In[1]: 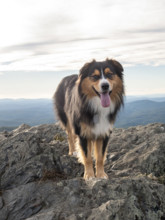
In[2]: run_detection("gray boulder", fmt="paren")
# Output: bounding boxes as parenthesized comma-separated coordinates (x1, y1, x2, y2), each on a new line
(0, 123, 165, 220)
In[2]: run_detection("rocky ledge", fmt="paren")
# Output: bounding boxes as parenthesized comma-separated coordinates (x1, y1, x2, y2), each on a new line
(0, 123, 165, 220)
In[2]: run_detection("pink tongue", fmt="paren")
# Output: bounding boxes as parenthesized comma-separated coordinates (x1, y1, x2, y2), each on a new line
(100, 93, 110, 107)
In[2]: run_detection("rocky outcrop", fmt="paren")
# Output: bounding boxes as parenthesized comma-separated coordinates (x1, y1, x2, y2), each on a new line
(0, 123, 165, 220)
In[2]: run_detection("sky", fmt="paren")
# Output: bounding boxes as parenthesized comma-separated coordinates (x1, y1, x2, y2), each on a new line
(0, 0, 165, 98)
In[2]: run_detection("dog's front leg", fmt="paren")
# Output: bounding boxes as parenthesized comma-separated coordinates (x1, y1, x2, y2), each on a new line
(78, 136, 95, 180)
(94, 137, 109, 179)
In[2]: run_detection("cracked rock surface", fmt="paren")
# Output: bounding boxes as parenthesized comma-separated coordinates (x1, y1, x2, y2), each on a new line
(0, 123, 165, 220)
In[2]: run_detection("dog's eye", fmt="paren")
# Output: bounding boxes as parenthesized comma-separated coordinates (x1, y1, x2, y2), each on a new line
(105, 72, 114, 79)
(90, 75, 100, 81)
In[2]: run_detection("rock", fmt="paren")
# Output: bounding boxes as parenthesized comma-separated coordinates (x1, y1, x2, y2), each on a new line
(0, 123, 165, 220)
(0, 197, 3, 209)
(12, 123, 31, 134)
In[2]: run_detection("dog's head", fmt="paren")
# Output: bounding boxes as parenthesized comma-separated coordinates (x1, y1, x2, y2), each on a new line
(78, 59, 124, 107)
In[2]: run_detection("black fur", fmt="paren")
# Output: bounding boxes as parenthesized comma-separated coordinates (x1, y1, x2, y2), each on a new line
(102, 136, 109, 155)
(54, 75, 78, 127)
(79, 136, 88, 157)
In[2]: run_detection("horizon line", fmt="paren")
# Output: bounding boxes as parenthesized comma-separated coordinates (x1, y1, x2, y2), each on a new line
(0, 93, 165, 100)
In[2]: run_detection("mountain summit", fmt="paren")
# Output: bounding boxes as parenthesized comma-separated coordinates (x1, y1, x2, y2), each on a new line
(0, 123, 165, 219)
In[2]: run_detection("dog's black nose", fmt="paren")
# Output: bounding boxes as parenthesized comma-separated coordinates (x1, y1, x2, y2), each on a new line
(101, 83, 109, 91)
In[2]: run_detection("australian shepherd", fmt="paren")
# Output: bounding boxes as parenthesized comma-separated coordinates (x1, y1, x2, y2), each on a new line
(54, 59, 124, 180)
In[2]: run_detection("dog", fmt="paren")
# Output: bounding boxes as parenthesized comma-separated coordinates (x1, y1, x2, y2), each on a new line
(53, 59, 124, 179)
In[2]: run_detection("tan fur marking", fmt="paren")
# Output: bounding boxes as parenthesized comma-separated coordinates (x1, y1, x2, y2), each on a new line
(92, 69, 100, 76)
(66, 123, 77, 155)
(81, 77, 95, 98)
(77, 139, 95, 179)
(94, 139, 108, 179)
(81, 77, 100, 99)
(104, 67, 113, 74)
(80, 122, 93, 138)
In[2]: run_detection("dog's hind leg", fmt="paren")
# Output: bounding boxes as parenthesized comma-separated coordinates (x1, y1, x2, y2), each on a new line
(68, 132, 75, 155)
(68, 132, 77, 156)
(78, 137, 95, 180)
(66, 124, 77, 155)
(94, 136, 109, 179)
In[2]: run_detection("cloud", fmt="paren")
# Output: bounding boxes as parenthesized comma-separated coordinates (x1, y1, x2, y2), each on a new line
(0, 37, 105, 54)
(0, 0, 165, 71)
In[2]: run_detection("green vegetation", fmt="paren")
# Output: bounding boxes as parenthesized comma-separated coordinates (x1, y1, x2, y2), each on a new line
(54, 133, 66, 142)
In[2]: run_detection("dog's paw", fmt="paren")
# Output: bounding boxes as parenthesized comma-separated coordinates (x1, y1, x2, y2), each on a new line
(72, 151, 77, 157)
(69, 151, 77, 156)
(96, 171, 108, 179)
(84, 171, 95, 180)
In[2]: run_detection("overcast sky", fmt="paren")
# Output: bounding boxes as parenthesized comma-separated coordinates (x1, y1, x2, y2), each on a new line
(0, 0, 165, 98)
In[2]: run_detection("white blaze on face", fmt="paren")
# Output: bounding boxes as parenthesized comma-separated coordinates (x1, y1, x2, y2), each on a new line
(99, 68, 111, 92)
(99, 68, 111, 108)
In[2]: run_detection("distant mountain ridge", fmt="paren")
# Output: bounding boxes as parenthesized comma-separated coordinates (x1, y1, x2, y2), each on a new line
(0, 99, 55, 128)
(0, 97, 165, 130)
(125, 96, 165, 103)
(115, 99, 165, 127)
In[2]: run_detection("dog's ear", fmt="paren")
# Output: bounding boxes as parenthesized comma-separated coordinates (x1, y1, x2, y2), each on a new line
(79, 59, 96, 77)
(107, 59, 124, 79)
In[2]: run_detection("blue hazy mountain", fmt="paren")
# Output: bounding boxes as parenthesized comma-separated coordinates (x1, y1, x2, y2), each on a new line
(0, 97, 165, 130)
(125, 95, 165, 103)
(115, 99, 165, 127)
(0, 99, 55, 127)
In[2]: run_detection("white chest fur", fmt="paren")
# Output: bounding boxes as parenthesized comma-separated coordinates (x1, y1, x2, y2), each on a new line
(89, 97, 115, 137)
